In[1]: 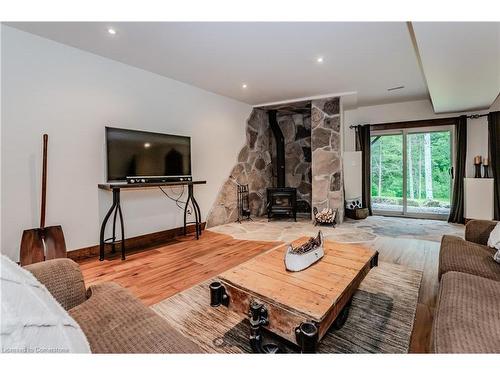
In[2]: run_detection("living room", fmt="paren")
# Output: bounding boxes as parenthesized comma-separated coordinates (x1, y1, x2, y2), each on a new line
(1, 1, 499, 372)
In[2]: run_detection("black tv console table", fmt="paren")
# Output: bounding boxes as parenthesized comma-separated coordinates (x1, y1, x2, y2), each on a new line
(97, 180, 206, 261)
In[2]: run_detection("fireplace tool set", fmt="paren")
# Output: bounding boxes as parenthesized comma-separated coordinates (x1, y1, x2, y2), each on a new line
(236, 184, 252, 223)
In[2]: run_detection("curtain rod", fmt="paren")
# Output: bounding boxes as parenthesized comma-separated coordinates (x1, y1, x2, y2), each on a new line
(349, 124, 369, 129)
(466, 113, 488, 119)
(349, 113, 489, 129)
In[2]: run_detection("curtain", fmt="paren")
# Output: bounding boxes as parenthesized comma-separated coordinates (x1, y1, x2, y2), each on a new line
(488, 111, 500, 220)
(355, 125, 372, 215)
(448, 115, 467, 223)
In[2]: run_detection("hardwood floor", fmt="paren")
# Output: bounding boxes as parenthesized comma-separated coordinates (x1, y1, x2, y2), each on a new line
(370, 237, 440, 353)
(78, 231, 282, 306)
(78, 229, 441, 353)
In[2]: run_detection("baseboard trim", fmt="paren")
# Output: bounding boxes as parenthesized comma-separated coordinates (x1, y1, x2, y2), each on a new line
(68, 222, 206, 261)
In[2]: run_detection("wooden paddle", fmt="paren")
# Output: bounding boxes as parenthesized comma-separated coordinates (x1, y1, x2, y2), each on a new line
(20, 134, 67, 266)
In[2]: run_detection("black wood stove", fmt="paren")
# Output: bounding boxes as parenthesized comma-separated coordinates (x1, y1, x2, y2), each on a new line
(266, 110, 297, 221)
(267, 187, 297, 221)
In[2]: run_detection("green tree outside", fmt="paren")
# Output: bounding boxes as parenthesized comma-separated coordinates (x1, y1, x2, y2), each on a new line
(371, 131, 451, 208)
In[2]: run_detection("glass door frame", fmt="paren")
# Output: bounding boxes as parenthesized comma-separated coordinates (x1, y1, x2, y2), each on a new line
(371, 125, 455, 220)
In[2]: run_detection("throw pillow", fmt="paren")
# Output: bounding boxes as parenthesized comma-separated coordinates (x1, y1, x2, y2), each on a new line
(487, 222, 500, 249)
(487, 222, 500, 264)
(0, 255, 90, 353)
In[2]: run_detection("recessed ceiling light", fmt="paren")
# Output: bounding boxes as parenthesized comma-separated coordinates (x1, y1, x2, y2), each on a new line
(242, 83, 248, 89)
(387, 85, 405, 91)
(144, 142, 151, 148)
(107, 28, 117, 35)
(316, 57, 324, 63)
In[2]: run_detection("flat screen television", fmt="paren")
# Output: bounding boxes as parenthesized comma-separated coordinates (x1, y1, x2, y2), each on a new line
(106, 127, 192, 181)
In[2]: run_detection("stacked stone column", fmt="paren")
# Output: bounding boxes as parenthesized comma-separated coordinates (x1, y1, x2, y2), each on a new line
(311, 97, 344, 222)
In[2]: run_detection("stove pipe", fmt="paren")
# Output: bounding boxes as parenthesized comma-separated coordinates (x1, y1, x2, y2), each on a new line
(268, 110, 285, 188)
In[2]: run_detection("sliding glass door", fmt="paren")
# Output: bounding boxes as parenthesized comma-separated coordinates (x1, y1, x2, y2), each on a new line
(405, 129, 452, 217)
(371, 126, 453, 219)
(371, 133, 404, 215)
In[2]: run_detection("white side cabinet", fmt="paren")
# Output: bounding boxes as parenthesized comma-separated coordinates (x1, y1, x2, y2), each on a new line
(343, 151, 362, 201)
(464, 178, 494, 220)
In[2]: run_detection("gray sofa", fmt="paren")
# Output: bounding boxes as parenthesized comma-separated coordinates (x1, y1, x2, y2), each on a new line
(432, 220, 500, 353)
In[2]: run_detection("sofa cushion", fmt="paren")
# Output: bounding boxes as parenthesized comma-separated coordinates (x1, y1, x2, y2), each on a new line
(439, 235, 500, 281)
(465, 220, 498, 246)
(25, 258, 87, 311)
(69, 282, 202, 353)
(432, 271, 500, 353)
(0, 255, 90, 353)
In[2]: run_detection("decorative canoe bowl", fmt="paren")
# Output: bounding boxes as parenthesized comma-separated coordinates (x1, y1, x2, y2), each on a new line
(284, 231, 324, 272)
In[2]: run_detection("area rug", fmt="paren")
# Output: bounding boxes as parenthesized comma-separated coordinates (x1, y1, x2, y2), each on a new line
(152, 261, 423, 353)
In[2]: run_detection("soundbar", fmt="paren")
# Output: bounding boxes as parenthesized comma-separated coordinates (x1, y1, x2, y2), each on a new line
(126, 176, 193, 184)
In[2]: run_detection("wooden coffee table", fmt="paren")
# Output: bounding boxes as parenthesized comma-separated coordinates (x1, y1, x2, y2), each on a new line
(209, 237, 378, 353)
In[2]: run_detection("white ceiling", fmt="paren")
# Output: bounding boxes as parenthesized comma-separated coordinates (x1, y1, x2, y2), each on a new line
(5, 22, 428, 106)
(412, 22, 500, 113)
(4, 22, 499, 111)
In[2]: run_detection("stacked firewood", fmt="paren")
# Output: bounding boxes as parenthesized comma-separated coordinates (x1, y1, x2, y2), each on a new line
(291, 232, 322, 254)
(315, 208, 335, 223)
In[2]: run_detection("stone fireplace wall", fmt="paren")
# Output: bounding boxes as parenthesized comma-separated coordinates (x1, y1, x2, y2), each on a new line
(276, 113, 312, 214)
(206, 109, 272, 227)
(207, 96, 343, 228)
(311, 97, 344, 222)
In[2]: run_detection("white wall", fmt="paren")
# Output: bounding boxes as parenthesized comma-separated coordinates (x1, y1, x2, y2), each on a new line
(343, 99, 494, 178)
(1, 26, 252, 262)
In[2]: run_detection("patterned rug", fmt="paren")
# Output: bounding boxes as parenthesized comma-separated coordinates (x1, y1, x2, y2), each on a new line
(152, 261, 422, 353)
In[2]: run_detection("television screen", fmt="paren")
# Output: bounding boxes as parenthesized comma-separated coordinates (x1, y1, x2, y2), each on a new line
(106, 127, 192, 181)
